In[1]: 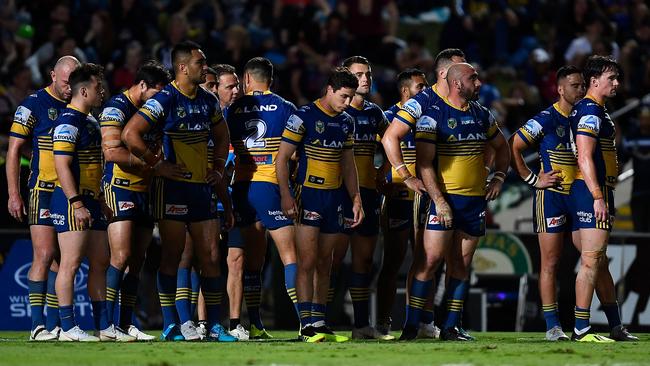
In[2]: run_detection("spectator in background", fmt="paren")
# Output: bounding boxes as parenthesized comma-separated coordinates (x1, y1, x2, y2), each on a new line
(219, 25, 255, 73)
(112, 41, 144, 93)
(153, 13, 188, 70)
(564, 13, 620, 66)
(396, 32, 434, 74)
(622, 104, 650, 232)
(0, 64, 33, 133)
(620, 15, 650, 97)
(82, 10, 114, 65)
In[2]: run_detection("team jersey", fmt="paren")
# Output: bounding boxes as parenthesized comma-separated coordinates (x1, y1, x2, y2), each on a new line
(226, 90, 297, 184)
(52, 106, 103, 197)
(385, 101, 417, 182)
(281, 100, 354, 190)
(100, 90, 158, 192)
(138, 81, 223, 183)
(516, 103, 577, 194)
(9, 87, 67, 191)
(346, 100, 387, 189)
(569, 96, 618, 188)
(415, 100, 500, 196)
(393, 84, 443, 129)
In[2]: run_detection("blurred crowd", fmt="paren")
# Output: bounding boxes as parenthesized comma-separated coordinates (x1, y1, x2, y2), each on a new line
(0, 0, 649, 230)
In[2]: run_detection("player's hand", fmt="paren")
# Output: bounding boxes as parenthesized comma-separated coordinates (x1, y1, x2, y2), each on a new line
(8, 194, 26, 222)
(153, 161, 186, 180)
(433, 197, 453, 228)
(593, 198, 608, 223)
(73, 205, 92, 230)
(281, 195, 298, 220)
(349, 196, 365, 228)
(223, 207, 235, 231)
(206, 169, 224, 186)
(404, 176, 425, 195)
(536, 170, 563, 189)
(485, 179, 504, 201)
(98, 194, 113, 221)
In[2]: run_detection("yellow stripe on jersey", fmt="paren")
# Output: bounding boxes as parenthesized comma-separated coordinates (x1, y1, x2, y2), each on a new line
(233, 137, 281, 184)
(436, 150, 488, 196)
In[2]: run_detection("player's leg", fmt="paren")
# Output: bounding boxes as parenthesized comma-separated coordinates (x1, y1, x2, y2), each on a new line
(226, 246, 245, 336)
(105, 220, 134, 328)
(241, 221, 269, 338)
(268, 225, 299, 319)
(538, 232, 569, 340)
(157, 219, 188, 338)
(176, 233, 194, 328)
(375, 224, 409, 336)
(412, 193, 438, 338)
(28, 223, 59, 341)
(294, 223, 324, 342)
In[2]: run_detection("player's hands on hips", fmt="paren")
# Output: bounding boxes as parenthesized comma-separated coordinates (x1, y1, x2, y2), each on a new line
(74, 205, 92, 230)
(8, 194, 26, 222)
(485, 179, 504, 201)
(404, 176, 425, 195)
(350, 195, 365, 228)
(433, 197, 453, 228)
(593, 198, 608, 223)
(281, 195, 298, 220)
(536, 169, 563, 189)
(154, 161, 186, 180)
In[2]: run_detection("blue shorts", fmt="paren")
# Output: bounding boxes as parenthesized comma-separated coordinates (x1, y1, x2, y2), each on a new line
(296, 185, 345, 234)
(533, 189, 575, 233)
(50, 187, 108, 233)
(28, 189, 54, 226)
(232, 181, 292, 230)
(414, 193, 429, 228)
(570, 179, 616, 231)
(426, 193, 486, 237)
(103, 181, 153, 227)
(151, 178, 217, 223)
(217, 211, 244, 249)
(380, 198, 414, 232)
(344, 187, 380, 236)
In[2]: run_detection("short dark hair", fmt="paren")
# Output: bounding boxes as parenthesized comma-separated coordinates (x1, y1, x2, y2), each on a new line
(327, 66, 358, 92)
(171, 40, 202, 70)
(583, 55, 620, 85)
(342, 56, 370, 69)
(556, 65, 581, 81)
(212, 64, 237, 85)
(434, 48, 465, 74)
(397, 68, 427, 90)
(244, 57, 273, 83)
(135, 60, 171, 87)
(69, 63, 104, 96)
(205, 66, 217, 76)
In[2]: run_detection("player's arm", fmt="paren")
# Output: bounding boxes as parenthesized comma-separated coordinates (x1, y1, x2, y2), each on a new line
(276, 141, 298, 219)
(576, 134, 607, 223)
(486, 130, 510, 201)
(101, 125, 147, 168)
(416, 140, 452, 228)
(341, 147, 364, 228)
(381, 119, 424, 194)
(510, 134, 561, 189)
(6, 136, 27, 221)
(207, 119, 230, 185)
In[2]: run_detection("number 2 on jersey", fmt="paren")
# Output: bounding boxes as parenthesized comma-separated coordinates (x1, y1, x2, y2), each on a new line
(245, 119, 267, 149)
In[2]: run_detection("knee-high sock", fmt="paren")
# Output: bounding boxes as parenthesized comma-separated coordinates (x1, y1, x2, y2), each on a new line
(119, 272, 139, 328)
(349, 272, 371, 328)
(443, 278, 467, 329)
(105, 265, 123, 325)
(201, 276, 224, 327)
(542, 303, 560, 330)
(175, 268, 192, 324)
(45, 270, 59, 331)
(190, 270, 200, 319)
(91, 300, 109, 331)
(284, 263, 299, 319)
(59, 304, 75, 332)
(574, 306, 591, 333)
(244, 271, 264, 329)
(404, 279, 432, 328)
(601, 302, 622, 329)
(28, 280, 46, 330)
(157, 272, 179, 329)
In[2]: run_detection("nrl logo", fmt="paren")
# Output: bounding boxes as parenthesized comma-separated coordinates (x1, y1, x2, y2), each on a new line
(315, 120, 325, 134)
(447, 118, 457, 129)
(177, 106, 186, 118)
(48, 108, 58, 120)
(556, 126, 565, 137)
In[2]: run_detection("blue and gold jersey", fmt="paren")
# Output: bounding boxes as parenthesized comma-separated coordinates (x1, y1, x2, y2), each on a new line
(226, 90, 297, 184)
(393, 84, 443, 129)
(9, 87, 67, 191)
(415, 100, 500, 196)
(52, 106, 103, 197)
(516, 103, 577, 194)
(570, 96, 618, 188)
(385, 102, 417, 200)
(100, 90, 159, 192)
(138, 81, 223, 183)
(281, 100, 354, 190)
(346, 100, 387, 189)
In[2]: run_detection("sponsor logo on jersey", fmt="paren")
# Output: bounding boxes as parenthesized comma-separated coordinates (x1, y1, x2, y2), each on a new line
(39, 209, 51, 219)
(546, 215, 566, 228)
(118, 201, 135, 211)
(357, 116, 369, 125)
(268, 210, 289, 221)
(113, 178, 131, 187)
(428, 214, 440, 225)
(316, 120, 325, 134)
(38, 181, 55, 189)
(556, 126, 565, 137)
(48, 108, 58, 121)
(100, 107, 125, 123)
(447, 132, 487, 142)
(53, 124, 79, 143)
(176, 106, 186, 118)
(14, 106, 32, 125)
(165, 204, 188, 215)
(577, 211, 593, 223)
(447, 118, 457, 129)
(461, 116, 475, 125)
(308, 175, 325, 185)
(303, 210, 321, 221)
(142, 98, 164, 119)
(286, 114, 303, 133)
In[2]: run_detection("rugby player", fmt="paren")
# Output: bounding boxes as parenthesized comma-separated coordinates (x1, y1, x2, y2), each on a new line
(409, 63, 509, 341)
(276, 67, 363, 342)
(7, 55, 79, 341)
(122, 41, 234, 342)
(569, 56, 638, 342)
(99, 61, 170, 341)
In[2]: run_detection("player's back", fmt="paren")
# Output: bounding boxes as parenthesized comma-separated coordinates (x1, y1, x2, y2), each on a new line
(346, 100, 387, 189)
(227, 91, 296, 184)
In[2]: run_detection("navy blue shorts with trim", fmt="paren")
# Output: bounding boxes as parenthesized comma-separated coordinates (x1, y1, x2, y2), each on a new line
(425, 193, 486, 237)
(570, 179, 615, 231)
(50, 187, 108, 232)
(28, 189, 54, 226)
(533, 189, 575, 233)
(103, 181, 153, 227)
(232, 181, 292, 230)
(344, 187, 380, 236)
(151, 178, 218, 223)
(296, 185, 345, 234)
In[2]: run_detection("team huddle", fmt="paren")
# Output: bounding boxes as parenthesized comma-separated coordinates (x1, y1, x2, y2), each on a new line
(6, 40, 638, 343)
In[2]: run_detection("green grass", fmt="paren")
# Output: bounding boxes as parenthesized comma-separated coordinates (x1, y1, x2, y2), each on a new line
(1, 331, 648, 366)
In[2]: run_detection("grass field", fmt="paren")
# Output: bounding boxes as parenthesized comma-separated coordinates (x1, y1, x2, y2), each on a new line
(1, 331, 648, 366)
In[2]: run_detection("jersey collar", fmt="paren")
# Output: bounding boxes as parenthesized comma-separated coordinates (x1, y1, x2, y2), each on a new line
(585, 94, 604, 107)
(172, 81, 197, 99)
(553, 102, 570, 117)
(123, 90, 137, 108)
(45, 86, 66, 103)
(245, 90, 272, 96)
(315, 99, 338, 117)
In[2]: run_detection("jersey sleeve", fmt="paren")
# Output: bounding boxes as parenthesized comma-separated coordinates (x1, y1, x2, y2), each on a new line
(9, 102, 38, 138)
(576, 114, 601, 138)
(517, 117, 544, 145)
(376, 107, 389, 137)
(137, 89, 170, 126)
(281, 113, 306, 145)
(99, 101, 127, 128)
(394, 89, 431, 128)
(344, 115, 354, 149)
(486, 110, 500, 140)
(210, 95, 224, 126)
(52, 121, 79, 155)
(414, 114, 438, 144)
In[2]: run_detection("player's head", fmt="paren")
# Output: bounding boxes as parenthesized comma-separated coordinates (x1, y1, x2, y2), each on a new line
(583, 55, 620, 98)
(69, 63, 105, 108)
(243, 57, 273, 93)
(172, 40, 207, 84)
(397, 68, 428, 102)
(446, 63, 481, 102)
(324, 66, 358, 113)
(50, 55, 81, 102)
(434, 48, 465, 82)
(556, 65, 585, 106)
(202, 67, 219, 94)
(342, 56, 372, 96)
(135, 61, 171, 101)
(212, 64, 240, 108)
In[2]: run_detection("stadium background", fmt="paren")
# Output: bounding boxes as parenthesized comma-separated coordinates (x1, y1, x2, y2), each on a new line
(0, 0, 648, 333)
